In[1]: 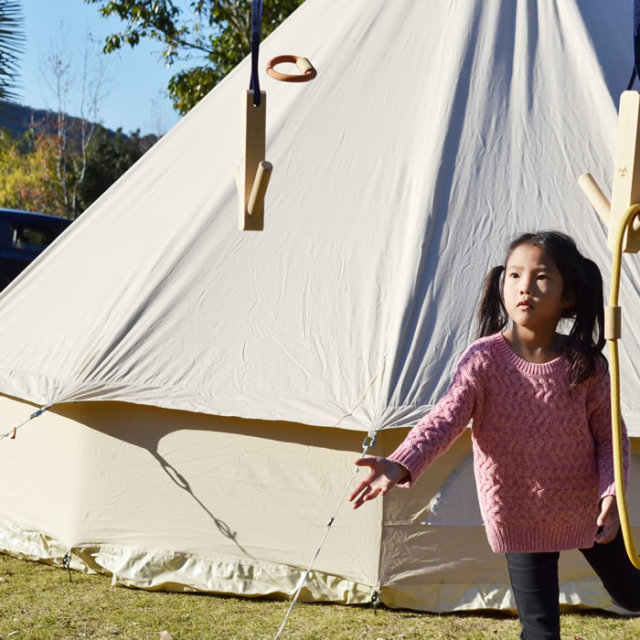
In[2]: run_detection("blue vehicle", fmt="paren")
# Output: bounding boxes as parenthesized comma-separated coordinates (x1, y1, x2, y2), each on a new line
(0, 209, 72, 289)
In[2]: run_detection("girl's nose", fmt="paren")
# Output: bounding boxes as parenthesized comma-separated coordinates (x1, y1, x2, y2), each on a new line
(519, 279, 532, 294)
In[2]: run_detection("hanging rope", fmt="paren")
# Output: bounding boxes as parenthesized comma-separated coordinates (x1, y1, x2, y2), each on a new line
(273, 429, 380, 640)
(250, 0, 264, 106)
(627, 0, 640, 89)
(0, 404, 52, 441)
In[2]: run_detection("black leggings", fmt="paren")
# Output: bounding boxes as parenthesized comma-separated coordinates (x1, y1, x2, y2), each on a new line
(506, 530, 640, 640)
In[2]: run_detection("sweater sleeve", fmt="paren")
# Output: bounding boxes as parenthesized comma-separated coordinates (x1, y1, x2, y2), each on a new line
(387, 345, 482, 487)
(588, 362, 629, 500)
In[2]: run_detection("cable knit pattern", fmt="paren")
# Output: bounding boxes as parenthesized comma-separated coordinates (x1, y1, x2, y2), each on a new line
(388, 332, 629, 553)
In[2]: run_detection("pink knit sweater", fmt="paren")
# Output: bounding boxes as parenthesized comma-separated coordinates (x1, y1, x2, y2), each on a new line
(388, 332, 628, 553)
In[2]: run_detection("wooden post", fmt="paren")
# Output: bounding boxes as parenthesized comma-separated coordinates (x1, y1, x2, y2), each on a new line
(609, 90, 640, 252)
(238, 90, 270, 230)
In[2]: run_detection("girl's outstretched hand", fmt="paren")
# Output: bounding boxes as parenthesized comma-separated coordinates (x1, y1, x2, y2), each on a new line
(596, 495, 620, 544)
(349, 457, 408, 509)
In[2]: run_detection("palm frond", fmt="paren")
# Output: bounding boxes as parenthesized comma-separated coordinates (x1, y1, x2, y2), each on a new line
(0, 0, 24, 101)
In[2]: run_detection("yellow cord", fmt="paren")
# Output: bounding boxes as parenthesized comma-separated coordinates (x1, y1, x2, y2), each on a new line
(608, 203, 640, 568)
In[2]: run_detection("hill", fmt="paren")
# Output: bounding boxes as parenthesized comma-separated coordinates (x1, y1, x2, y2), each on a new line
(0, 99, 158, 148)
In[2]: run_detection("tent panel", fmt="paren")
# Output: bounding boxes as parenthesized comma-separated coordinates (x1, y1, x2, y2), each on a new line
(0, 0, 639, 434)
(0, 396, 381, 590)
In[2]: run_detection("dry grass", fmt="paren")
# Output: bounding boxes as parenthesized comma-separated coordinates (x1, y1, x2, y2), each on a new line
(1, 553, 639, 639)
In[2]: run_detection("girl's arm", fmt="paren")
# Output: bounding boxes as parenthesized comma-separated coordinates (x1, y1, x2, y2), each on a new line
(349, 345, 482, 510)
(589, 364, 629, 506)
(386, 349, 480, 486)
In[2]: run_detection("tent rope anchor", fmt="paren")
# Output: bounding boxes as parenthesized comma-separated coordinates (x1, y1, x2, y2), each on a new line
(0, 404, 52, 441)
(62, 552, 73, 583)
(371, 590, 381, 614)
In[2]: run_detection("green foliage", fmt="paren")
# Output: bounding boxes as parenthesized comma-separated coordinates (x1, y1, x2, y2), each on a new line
(0, 0, 23, 100)
(79, 127, 152, 207)
(85, 0, 305, 114)
(0, 125, 153, 217)
(167, 64, 217, 115)
(0, 129, 59, 213)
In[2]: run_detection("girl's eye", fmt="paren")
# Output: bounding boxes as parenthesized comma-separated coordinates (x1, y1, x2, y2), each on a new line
(508, 272, 519, 278)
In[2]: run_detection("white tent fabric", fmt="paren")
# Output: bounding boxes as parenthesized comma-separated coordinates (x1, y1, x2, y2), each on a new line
(1, 0, 640, 431)
(1, 0, 640, 614)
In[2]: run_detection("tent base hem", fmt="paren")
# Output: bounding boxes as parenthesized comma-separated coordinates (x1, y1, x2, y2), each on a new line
(0, 517, 372, 603)
(0, 518, 635, 615)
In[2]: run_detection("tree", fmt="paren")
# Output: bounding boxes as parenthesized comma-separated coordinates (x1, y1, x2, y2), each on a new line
(39, 29, 112, 218)
(0, 0, 23, 101)
(84, 0, 304, 114)
(0, 129, 60, 213)
(78, 127, 154, 207)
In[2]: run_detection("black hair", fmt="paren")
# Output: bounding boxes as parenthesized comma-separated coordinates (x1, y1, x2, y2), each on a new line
(476, 231, 605, 386)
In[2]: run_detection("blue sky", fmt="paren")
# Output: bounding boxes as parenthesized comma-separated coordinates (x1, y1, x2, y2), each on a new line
(18, 0, 195, 135)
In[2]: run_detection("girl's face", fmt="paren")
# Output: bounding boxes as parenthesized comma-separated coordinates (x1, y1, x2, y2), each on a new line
(502, 243, 572, 333)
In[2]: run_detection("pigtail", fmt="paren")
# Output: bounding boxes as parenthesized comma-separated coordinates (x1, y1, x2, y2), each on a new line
(476, 265, 508, 339)
(565, 257, 606, 386)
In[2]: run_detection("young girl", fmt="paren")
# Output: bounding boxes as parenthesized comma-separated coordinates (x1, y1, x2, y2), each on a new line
(349, 231, 640, 639)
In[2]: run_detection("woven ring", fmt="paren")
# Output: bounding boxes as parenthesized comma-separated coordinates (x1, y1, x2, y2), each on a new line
(266, 55, 317, 82)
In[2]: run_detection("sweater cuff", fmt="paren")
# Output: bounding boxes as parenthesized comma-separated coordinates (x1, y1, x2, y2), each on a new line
(599, 481, 616, 501)
(387, 450, 417, 487)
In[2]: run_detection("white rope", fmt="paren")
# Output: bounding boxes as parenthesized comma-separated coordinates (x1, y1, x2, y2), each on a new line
(0, 404, 52, 441)
(273, 429, 379, 640)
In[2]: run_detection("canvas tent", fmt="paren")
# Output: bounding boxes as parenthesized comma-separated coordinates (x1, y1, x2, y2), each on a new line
(2, 0, 640, 614)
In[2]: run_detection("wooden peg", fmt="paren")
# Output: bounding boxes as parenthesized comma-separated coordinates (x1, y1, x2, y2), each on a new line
(248, 161, 273, 218)
(238, 90, 271, 230)
(609, 90, 640, 252)
(578, 173, 610, 226)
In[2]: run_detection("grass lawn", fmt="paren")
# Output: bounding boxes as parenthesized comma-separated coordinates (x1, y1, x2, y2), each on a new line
(1, 553, 639, 639)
